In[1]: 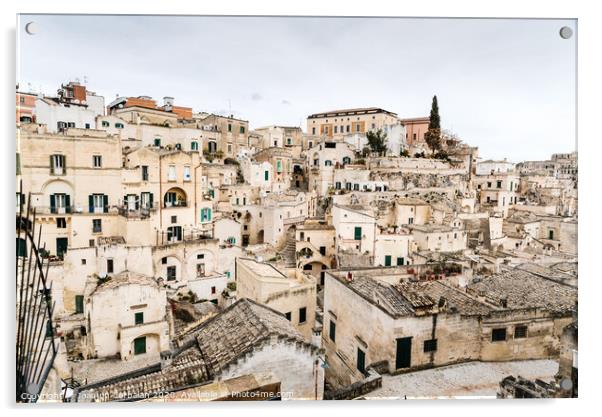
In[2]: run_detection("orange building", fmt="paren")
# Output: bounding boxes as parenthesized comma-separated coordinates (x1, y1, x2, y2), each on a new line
(109, 96, 192, 120)
(16, 91, 37, 123)
(399, 117, 430, 146)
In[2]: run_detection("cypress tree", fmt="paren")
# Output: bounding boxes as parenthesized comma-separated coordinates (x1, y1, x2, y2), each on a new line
(429, 95, 440, 129)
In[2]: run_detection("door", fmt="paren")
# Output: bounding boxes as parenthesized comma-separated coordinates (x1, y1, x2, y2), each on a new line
(396, 337, 412, 369)
(354, 226, 362, 240)
(56, 237, 68, 258)
(385, 255, 392, 266)
(133, 336, 146, 355)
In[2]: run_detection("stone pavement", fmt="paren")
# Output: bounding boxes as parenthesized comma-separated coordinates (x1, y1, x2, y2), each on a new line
(365, 359, 558, 399)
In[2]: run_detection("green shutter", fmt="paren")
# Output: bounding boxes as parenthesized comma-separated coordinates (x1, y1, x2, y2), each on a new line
(88, 195, 94, 213)
(65, 195, 71, 213)
(385, 255, 392, 266)
(50, 195, 56, 214)
(75, 295, 84, 314)
(103, 195, 109, 213)
(134, 337, 146, 355)
(50, 155, 54, 174)
(354, 227, 362, 240)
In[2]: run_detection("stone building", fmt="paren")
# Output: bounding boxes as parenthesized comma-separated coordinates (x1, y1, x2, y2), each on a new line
(306, 107, 399, 139)
(322, 265, 576, 389)
(236, 258, 318, 341)
(84, 271, 170, 361)
(74, 299, 324, 401)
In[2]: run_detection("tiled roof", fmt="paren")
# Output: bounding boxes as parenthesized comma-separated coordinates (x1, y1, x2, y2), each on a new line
(467, 268, 577, 314)
(75, 298, 306, 402)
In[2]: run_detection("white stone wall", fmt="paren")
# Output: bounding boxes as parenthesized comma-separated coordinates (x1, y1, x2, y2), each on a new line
(220, 338, 324, 400)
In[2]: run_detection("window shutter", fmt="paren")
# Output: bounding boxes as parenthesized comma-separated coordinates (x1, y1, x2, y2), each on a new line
(103, 195, 109, 213)
(88, 195, 93, 213)
(65, 195, 71, 213)
(50, 155, 54, 174)
(149, 193, 154, 208)
(135, 195, 140, 210)
(50, 195, 56, 214)
(208, 209, 212, 221)
(62, 155, 66, 174)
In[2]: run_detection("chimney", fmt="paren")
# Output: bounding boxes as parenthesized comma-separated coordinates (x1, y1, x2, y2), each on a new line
(164, 96, 174, 111)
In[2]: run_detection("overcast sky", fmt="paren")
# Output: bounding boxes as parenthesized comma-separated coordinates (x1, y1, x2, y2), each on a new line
(17, 15, 576, 162)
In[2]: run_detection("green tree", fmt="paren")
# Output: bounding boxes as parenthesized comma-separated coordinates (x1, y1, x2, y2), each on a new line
(425, 95, 442, 152)
(366, 129, 388, 156)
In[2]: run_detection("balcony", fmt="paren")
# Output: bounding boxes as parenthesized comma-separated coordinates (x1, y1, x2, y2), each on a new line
(117, 203, 158, 219)
(162, 200, 188, 208)
(155, 228, 213, 246)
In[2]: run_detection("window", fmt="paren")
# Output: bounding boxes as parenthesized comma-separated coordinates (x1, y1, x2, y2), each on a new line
(276, 160, 282, 173)
(167, 226, 182, 242)
(50, 154, 65, 175)
(81, 259, 86, 265)
(85, 123, 90, 129)
(514, 326, 528, 339)
(211, 286, 216, 294)
(115, 123, 124, 129)
(397, 257, 404, 266)
(197, 253, 205, 260)
(319, 246, 326, 256)
(334, 126, 338, 134)
(264, 170, 269, 181)
(140, 192, 153, 209)
(89, 194, 108, 213)
(167, 266, 176, 281)
(287, 137, 292, 145)
(357, 348, 366, 373)
(141, 165, 149, 181)
(491, 328, 507, 342)
(497, 180, 502, 189)
(107, 259, 114, 274)
(423, 339, 438, 352)
(240, 126, 245, 134)
(92, 219, 102, 233)
(184, 166, 191, 181)
(89, 239, 95, 247)
(191, 141, 199, 151)
(92, 155, 102, 168)
(154, 137, 161, 147)
(168, 165, 176, 181)
(228, 123, 232, 132)
(171, 215, 177, 224)
(196, 263, 205, 277)
(200, 207, 212, 222)
(299, 307, 307, 324)
(135, 312, 144, 325)
(133, 336, 146, 355)
(50, 193, 70, 214)
(101, 120, 109, 127)
(285, 312, 292, 321)
(75, 295, 84, 314)
(325, 160, 332, 166)
(312, 127, 316, 135)
(384, 255, 392, 266)
(56, 218, 66, 229)
(329, 320, 336, 342)
(354, 226, 362, 240)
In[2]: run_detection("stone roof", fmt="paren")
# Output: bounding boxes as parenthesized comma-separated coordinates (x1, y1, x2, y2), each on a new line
(91, 271, 160, 295)
(75, 298, 308, 402)
(467, 268, 577, 314)
(343, 275, 492, 318)
(195, 298, 306, 375)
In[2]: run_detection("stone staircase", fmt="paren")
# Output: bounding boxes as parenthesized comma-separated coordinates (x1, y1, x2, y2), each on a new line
(282, 231, 296, 268)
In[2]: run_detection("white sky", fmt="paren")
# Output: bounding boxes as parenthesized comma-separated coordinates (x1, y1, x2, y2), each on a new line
(17, 15, 576, 162)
